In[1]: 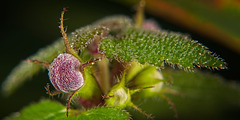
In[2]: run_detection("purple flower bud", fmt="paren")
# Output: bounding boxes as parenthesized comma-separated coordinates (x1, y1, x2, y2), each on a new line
(48, 53, 84, 93)
(143, 19, 161, 31)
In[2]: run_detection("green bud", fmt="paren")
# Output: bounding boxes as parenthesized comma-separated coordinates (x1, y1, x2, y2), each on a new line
(105, 71, 153, 119)
(126, 61, 164, 90)
(105, 72, 132, 108)
(76, 66, 103, 106)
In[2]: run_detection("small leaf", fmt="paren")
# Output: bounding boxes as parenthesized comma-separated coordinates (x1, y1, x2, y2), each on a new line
(100, 27, 227, 71)
(8, 99, 130, 120)
(71, 26, 109, 52)
(70, 15, 132, 54)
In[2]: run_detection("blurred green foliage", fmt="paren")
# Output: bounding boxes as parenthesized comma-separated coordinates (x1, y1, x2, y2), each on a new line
(130, 69, 240, 119)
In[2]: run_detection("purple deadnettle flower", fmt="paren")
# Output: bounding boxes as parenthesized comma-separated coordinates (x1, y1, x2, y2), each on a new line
(48, 53, 84, 93)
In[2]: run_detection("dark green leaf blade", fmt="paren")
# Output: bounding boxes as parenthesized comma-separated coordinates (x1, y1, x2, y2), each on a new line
(100, 28, 227, 71)
(8, 99, 130, 120)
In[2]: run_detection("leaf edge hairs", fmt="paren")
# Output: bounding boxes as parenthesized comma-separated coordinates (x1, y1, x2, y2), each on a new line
(99, 27, 227, 71)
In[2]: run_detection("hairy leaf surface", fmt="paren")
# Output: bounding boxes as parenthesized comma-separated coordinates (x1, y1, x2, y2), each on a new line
(100, 28, 227, 71)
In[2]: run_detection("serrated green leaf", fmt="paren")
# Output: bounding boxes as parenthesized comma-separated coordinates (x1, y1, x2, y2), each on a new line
(100, 27, 227, 71)
(8, 99, 130, 120)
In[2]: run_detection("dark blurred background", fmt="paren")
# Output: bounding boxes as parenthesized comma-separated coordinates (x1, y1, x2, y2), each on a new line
(1, 0, 239, 119)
